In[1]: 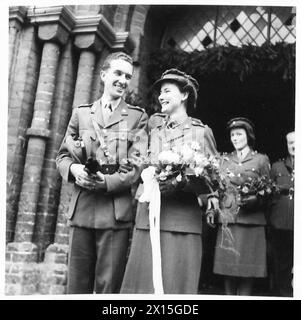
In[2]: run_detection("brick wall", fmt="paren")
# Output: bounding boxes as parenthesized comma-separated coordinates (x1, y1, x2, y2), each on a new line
(7, 25, 42, 242)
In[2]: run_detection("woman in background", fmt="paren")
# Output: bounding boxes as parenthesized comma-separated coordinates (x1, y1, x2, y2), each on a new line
(213, 118, 270, 296)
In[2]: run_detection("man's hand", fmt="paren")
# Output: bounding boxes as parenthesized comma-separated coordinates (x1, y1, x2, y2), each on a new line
(94, 172, 107, 190)
(119, 162, 134, 174)
(70, 164, 106, 191)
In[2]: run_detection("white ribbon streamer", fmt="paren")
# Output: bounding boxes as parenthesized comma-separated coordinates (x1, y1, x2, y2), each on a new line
(139, 166, 164, 294)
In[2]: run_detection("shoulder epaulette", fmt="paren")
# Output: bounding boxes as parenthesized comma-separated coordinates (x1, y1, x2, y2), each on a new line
(152, 112, 166, 118)
(128, 105, 145, 112)
(78, 103, 93, 108)
(191, 118, 205, 127)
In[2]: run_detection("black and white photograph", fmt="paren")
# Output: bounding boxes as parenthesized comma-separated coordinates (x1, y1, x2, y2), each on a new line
(2, 0, 299, 301)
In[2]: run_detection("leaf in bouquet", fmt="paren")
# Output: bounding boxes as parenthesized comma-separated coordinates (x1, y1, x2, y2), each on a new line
(241, 186, 249, 194)
(190, 141, 201, 151)
(258, 190, 265, 196)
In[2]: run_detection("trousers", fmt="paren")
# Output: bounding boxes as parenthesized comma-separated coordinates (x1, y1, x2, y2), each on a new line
(67, 226, 130, 294)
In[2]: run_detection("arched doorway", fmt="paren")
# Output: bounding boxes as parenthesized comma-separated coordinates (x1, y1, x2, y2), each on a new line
(139, 5, 295, 163)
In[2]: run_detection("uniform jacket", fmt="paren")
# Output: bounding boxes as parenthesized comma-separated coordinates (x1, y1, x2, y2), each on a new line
(135, 113, 218, 234)
(56, 98, 148, 229)
(219, 150, 271, 225)
(269, 156, 294, 230)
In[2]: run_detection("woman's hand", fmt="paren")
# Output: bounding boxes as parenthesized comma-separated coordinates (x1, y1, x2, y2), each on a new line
(159, 178, 178, 196)
(206, 211, 216, 228)
(240, 194, 258, 210)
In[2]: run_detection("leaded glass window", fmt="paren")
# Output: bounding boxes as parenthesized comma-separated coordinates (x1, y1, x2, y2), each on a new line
(162, 6, 296, 52)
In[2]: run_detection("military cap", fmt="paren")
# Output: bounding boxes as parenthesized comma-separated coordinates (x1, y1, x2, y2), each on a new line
(152, 68, 199, 109)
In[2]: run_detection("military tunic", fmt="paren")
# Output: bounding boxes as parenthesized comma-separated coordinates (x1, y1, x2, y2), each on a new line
(56, 98, 148, 293)
(213, 150, 271, 278)
(268, 156, 294, 296)
(121, 114, 217, 294)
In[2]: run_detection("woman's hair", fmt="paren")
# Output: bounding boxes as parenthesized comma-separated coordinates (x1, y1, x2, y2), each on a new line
(227, 117, 256, 148)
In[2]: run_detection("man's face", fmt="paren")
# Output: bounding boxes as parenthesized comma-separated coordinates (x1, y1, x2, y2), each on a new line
(287, 131, 295, 157)
(101, 59, 133, 100)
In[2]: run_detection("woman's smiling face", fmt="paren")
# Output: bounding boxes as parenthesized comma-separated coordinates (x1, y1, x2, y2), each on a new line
(158, 82, 188, 115)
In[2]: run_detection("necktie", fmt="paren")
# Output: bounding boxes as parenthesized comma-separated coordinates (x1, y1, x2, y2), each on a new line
(166, 120, 176, 129)
(103, 103, 112, 126)
(105, 103, 112, 113)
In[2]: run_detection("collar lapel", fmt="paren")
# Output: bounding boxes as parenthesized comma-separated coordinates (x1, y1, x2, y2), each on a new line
(105, 99, 126, 128)
(90, 99, 105, 128)
(241, 150, 253, 163)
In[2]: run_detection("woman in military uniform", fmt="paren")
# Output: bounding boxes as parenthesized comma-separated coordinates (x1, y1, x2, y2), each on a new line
(213, 118, 271, 296)
(120, 69, 217, 294)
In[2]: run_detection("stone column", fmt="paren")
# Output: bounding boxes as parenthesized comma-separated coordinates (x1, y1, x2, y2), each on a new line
(7, 24, 41, 243)
(9, 6, 27, 91)
(13, 6, 72, 243)
(6, 6, 73, 295)
(14, 41, 60, 243)
(54, 16, 105, 249)
(32, 40, 77, 258)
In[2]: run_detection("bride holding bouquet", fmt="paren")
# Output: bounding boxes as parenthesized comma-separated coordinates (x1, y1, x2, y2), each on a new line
(121, 69, 218, 294)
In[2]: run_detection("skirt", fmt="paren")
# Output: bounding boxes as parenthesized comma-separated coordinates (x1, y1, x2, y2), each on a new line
(121, 229, 203, 294)
(213, 224, 267, 278)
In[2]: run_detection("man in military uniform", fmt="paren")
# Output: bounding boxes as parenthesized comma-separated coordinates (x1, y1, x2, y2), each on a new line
(56, 52, 148, 294)
(269, 131, 295, 297)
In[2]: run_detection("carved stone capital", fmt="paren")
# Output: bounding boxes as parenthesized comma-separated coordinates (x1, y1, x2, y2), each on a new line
(9, 6, 28, 26)
(27, 6, 74, 45)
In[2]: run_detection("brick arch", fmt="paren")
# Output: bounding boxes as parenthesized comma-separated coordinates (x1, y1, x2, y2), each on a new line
(128, 5, 150, 61)
(113, 5, 130, 31)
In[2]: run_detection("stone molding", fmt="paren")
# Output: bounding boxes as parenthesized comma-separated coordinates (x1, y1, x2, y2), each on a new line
(9, 6, 28, 25)
(14, 5, 135, 52)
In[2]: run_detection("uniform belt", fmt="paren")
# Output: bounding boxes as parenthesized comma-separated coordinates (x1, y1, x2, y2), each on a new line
(99, 164, 120, 175)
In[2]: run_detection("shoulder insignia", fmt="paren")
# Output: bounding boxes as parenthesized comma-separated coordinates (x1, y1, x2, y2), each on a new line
(127, 105, 145, 112)
(78, 103, 93, 108)
(191, 118, 205, 127)
(148, 113, 166, 130)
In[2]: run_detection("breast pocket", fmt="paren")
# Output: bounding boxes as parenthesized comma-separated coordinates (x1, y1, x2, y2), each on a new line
(244, 168, 260, 179)
(65, 135, 84, 163)
(107, 130, 129, 163)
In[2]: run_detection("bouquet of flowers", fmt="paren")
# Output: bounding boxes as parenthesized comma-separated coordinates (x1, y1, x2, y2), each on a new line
(153, 142, 227, 196)
(236, 175, 280, 205)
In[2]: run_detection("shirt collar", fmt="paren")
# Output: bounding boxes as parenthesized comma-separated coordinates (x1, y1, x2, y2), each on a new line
(166, 113, 189, 128)
(101, 96, 121, 112)
(236, 146, 251, 160)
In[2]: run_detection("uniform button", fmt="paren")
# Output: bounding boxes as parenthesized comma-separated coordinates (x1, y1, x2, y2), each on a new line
(237, 173, 241, 177)
(252, 168, 255, 172)
(238, 163, 242, 166)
